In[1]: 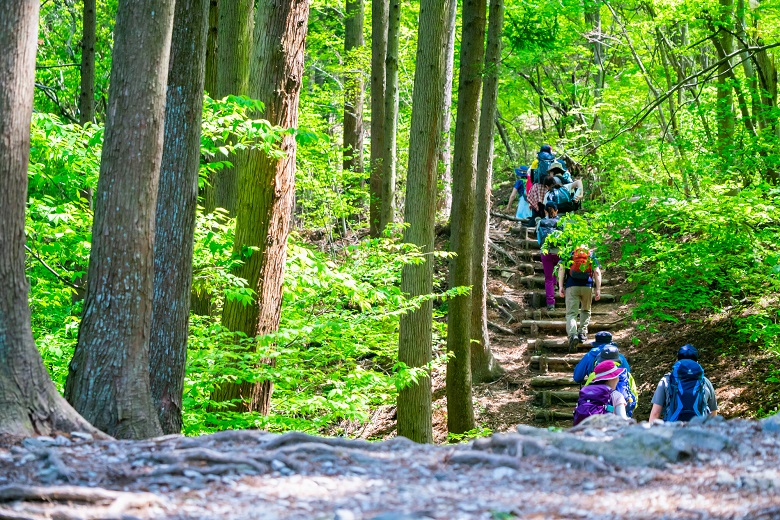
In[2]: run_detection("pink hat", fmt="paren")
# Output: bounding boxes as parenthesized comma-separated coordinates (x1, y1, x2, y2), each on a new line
(591, 360, 625, 382)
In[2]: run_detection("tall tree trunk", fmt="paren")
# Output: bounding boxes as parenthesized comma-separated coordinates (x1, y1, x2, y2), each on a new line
(471, 0, 504, 385)
(397, 0, 455, 444)
(369, 0, 388, 237)
(65, 0, 175, 440)
(214, 0, 309, 414)
(717, 0, 735, 155)
(0, 0, 99, 438)
(210, 0, 253, 216)
(344, 0, 365, 178)
(149, 0, 209, 435)
(584, 0, 603, 131)
(380, 0, 400, 231)
(78, 0, 96, 124)
(204, 0, 219, 98)
(435, 0, 458, 221)
(445, 0, 486, 436)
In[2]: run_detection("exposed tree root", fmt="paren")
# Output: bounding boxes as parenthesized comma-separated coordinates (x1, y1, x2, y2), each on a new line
(448, 452, 522, 469)
(259, 431, 373, 452)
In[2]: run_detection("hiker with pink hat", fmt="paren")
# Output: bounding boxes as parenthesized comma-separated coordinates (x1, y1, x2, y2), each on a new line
(572, 360, 629, 426)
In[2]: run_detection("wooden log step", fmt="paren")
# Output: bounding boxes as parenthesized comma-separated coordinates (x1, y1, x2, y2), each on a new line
(529, 355, 579, 372)
(520, 320, 622, 332)
(524, 309, 611, 320)
(520, 275, 619, 289)
(534, 390, 580, 407)
(526, 292, 617, 304)
(532, 408, 573, 422)
(530, 375, 576, 388)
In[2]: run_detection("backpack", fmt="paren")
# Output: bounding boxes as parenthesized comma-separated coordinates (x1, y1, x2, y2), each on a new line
(569, 247, 593, 280)
(584, 368, 637, 418)
(536, 217, 559, 248)
(573, 384, 614, 426)
(664, 359, 709, 422)
(534, 151, 556, 184)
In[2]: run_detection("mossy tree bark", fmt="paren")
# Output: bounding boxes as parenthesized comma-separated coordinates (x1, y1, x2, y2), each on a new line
(445, 0, 487, 435)
(0, 0, 101, 438)
(369, 0, 388, 237)
(397, 0, 455, 444)
(213, 0, 310, 414)
(149, 0, 210, 435)
(470, 0, 504, 386)
(65, 0, 175, 440)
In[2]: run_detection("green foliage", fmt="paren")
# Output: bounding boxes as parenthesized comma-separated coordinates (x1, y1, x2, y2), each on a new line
(446, 426, 493, 444)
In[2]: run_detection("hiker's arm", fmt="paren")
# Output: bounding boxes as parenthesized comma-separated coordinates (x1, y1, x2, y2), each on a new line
(557, 264, 565, 298)
(649, 404, 663, 423)
(615, 403, 628, 420)
(506, 188, 518, 210)
(570, 179, 584, 201)
(593, 266, 602, 300)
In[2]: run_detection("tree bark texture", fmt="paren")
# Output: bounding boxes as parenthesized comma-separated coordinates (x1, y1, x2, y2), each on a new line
(343, 0, 365, 176)
(435, 0, 457, 221)
(445, 0, 486, 436)
(470, 0, 504, 386)
(204, 0, 219, 98)
(78, 0, 96, 124)
(215, 0, 310, 414)
(584, 0, 603, 131)
(66, 0, 176, 440)
(149, 0, 210, 435)
(210, 0, 253, 216)
(716, 0, 735, 155)
(397, 0, 455, 444)
(0, 0, 99, 438)
(379, 0, 400, 232)
(369, 0, 388, 237)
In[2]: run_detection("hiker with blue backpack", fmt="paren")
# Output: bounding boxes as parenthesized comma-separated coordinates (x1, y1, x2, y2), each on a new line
(543, 165, 583, 215)
(525, 144, 557, 224)
(648, 344, 718, 423)
(572, 360, 629, 426)
(575, 343, 638, 418)
(573, 332, 630, 381)
(536, 201, 561, 311)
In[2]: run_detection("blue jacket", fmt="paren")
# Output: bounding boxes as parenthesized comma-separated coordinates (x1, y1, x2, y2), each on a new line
(573, 345, 631, 384)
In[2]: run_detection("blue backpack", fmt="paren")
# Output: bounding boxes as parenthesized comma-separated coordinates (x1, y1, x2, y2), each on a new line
(664, 359, 709, 422)
(536, 217, 559, 248)
(534, 151, 555, 183)
(573, 384, 614, 426)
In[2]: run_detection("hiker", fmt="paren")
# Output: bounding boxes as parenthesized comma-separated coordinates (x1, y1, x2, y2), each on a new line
(557, 245, 601, 351)
(648, 344, 718, 423)
(578, 343, 638, 418)
(544, 164, 584, 214)
(573, 332, 631, 383)
(572, 360, 629, 426)
(536, 201, 560, 311)
(506, 166, 532, 219)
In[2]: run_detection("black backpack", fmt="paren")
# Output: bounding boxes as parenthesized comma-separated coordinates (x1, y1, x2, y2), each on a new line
(664, 359, 709, 422)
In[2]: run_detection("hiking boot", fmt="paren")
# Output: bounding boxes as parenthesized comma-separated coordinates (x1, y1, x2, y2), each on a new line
(546, 305, 556, 312)
(568, 335, 580, 353)
(578, 332, 588, 343)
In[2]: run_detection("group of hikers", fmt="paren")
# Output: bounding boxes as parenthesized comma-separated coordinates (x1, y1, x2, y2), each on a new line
(571, 335, 718, 425)
(506, 145, 719, 425)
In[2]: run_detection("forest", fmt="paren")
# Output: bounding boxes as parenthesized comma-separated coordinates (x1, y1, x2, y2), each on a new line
(1, 0, 780, 449)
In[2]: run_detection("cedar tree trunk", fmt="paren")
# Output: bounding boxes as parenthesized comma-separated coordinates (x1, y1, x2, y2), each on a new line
(369, 0, 388, 237)
(435, 0, 457, 220)
(215, 0, 310, 414)
(445, 0, 486, 435)
(149, 0, 210, 435)
(66, 0, 175, 440)
(343, 0, 365, 177)
(470, 0, 504, 385)
(0, 0, 100, 438)
(397, 0, 455, 444)
(380, 0, 400, 232)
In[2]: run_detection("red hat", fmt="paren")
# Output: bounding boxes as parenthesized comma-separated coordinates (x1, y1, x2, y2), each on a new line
(591, 360, 625, 382)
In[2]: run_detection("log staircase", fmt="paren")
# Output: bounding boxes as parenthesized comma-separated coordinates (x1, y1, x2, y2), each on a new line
(490, 220, 632, 426)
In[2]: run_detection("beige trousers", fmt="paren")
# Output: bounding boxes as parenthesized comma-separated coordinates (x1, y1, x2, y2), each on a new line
(565, 285, 593, 339)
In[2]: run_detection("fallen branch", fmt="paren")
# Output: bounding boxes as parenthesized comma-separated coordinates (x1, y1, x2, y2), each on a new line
(487, 321, 515, 335)
(490, 211, 522, 222)
(488, 240, 517, 265)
